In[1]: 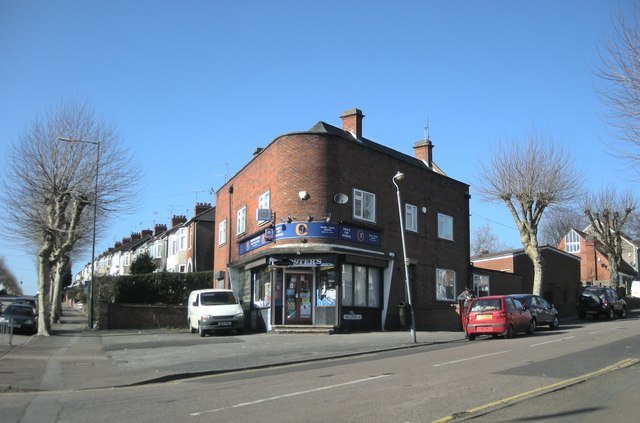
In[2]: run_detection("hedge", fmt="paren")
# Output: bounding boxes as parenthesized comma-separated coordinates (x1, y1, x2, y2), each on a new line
(93, 271, 214, 305)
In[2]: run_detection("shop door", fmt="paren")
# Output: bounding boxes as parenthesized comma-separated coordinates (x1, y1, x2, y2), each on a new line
(284, 272, 313, 324)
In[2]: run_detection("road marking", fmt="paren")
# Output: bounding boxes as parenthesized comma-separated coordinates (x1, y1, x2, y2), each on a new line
(432, 350, 511, 367)
(189, 374, 390, 416)
(432, 358, 640, 423)
(530, 336, 575, 347)
(589, 326, 623, 334)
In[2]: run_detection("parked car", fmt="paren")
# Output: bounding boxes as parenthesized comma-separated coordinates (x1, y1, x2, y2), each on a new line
(465, 295, 535, 340)
(0, 303, 38, 335)
(577, 286, 627, 320)
(508, 294, 559, 330)
(13, 296, 38, 313)
(187, 289, 245, 336)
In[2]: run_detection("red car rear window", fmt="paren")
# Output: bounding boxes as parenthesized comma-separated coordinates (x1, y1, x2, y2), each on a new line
(470, 299, 502, 312)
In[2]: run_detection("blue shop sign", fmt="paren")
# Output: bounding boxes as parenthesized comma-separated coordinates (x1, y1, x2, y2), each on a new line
(276, 222, 339, 239)
(339, 225, 381, 246)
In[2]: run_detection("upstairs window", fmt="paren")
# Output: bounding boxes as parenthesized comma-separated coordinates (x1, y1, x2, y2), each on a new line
(237, 206, 247, 235)
(218, 220, 227, 246)
(178, 228, 187, 251)
(405, 203, 418, 232)
(438, 213, 453, 240)
(353, 188, 376, 223)
(565, 230, 580, 253)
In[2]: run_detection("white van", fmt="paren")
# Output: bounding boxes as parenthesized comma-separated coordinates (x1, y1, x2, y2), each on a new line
(187, 289, 245, 336)
(631, 281, 640, 298)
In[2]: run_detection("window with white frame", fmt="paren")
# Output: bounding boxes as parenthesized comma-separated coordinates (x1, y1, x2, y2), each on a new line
(473, 274, 490, 297)
(237, 206, 247, 235)
(436, 268, 456, 301)
(353, 188, 376, 223)
(218, 219, 227, 246)
(258, 190, 270, 218)
(153, 240, 163, 259)
(405, 203, 418, 232)
(178, 228, 187, 251)
(437, 213, 453, 240)
(565, 230, 580, 253)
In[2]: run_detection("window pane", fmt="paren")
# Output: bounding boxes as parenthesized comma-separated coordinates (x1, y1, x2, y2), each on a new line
(436, 268, 456, 301)
(438, 213, 453, 240)
(341, 264, 353, 306)
(368, 268, 380, 307)
(406, 204, 417, 232)
(354, 265, 367, 306)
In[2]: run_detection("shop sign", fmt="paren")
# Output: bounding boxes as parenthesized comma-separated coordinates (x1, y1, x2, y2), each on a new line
(239, 233, 271, 255)
(290, 257, 336, 267)
(343, 313, 363, 320)
(276, 222, 339, 239)
(339, 225, 381, 246)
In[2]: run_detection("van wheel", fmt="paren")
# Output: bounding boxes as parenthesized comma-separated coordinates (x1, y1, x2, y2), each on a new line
(189, 320, 196, 334)
(198, 323, 206, 337)
(504, 325, 514, 339)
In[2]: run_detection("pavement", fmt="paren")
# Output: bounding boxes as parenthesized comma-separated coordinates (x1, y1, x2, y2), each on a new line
(0, 304, 465, 393)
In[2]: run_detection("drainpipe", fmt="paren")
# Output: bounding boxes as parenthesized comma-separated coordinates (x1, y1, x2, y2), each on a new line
(227, 185, 234, 288)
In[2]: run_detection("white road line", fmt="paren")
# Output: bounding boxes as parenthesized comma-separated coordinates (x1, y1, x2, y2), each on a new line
(589, 327, 623, 334)
(190, 374, 390, 416)
(432, 350, 511, 367)
(530, 336, 575, 347)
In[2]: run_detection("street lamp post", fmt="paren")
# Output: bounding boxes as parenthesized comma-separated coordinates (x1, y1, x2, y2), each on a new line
(392, 171, 417, 344)
(58, 137, 100, 329)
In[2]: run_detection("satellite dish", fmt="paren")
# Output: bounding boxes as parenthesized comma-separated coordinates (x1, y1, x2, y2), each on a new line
(333, 193, 348, 205)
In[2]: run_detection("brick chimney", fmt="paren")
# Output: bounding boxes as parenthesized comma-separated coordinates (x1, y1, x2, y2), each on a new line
(141, 229, 153, 237)
(194, 202, 212, 217)
(413, 139, 434, 169)
(154, 224, 167, 236)
(171, 215, 187, 228)
(131, 232, 141, 241)
(340, 108, 364, 140)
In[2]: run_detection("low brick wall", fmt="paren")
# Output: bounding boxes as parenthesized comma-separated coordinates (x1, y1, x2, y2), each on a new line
(95, 302, 187, 330)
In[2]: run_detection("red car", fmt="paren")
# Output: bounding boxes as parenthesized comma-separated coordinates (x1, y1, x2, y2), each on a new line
(465, 295, 535, 340)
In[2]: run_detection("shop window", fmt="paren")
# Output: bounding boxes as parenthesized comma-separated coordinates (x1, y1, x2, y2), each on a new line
(317, 268, 337, 306)
(436, 268, 456, 301)
(341, 263, 381, 308)
(252, 268, 271, 307)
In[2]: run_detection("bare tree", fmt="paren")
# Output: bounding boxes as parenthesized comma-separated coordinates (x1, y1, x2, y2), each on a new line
(582, 188, 637, 287)
(471, 224, 510, 256)
(540, 206, 590, 247)
(0, 257, 23, 295)
(0, 100, 140, 335)
(597, 4, 640, 169)
(477, 130, 582, 295)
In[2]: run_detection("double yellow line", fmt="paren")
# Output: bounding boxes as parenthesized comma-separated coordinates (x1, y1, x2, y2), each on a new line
(432, 358, 639, 422)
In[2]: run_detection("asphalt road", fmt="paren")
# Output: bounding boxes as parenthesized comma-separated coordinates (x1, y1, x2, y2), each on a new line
(2, 316, 639, 423)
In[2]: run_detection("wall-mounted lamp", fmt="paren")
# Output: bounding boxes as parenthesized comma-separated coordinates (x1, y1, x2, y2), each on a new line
(298, 191, 310, 201)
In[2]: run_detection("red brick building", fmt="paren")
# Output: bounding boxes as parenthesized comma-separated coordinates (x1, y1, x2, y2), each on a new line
(471, 246, 581, 316)
(213, 108, 471, 331)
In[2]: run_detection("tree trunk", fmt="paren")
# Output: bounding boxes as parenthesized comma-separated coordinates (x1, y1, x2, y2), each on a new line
(525, 245, 545, 296)
(607, 252, 619, 287)
(51, 262, 64, 324)
(37, 253, 52, 336)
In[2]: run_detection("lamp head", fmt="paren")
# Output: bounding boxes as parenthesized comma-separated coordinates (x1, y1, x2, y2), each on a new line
(393, 171, 405, 181)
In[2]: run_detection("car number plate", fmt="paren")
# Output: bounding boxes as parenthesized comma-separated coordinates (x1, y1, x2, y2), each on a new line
(217, 321, 232, 326)
(477, 326, 492, 332)
(476, 314, 492, 320)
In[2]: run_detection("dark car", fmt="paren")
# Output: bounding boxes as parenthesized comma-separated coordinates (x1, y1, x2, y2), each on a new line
(508, 294, 559, 330)
(465, 295, 535, 340)
(577, 286, 627, 320)
(13, 296, 38, 312)
(0, 303, 38, 335)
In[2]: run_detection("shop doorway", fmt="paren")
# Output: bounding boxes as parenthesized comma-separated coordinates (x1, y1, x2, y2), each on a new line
(284, 272, 313, 324)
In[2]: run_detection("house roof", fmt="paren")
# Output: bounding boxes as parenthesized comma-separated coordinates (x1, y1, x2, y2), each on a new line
(308, 121, 447, 175)
(471, 245, 580, 263)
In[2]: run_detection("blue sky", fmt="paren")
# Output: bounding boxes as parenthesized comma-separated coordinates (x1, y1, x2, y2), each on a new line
(0, 0, 635, 296)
